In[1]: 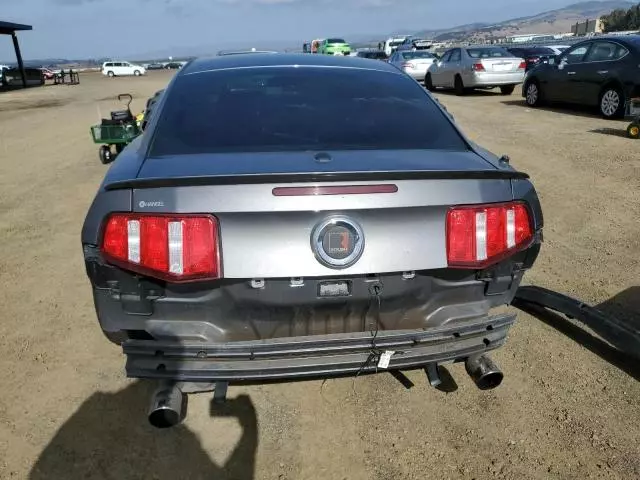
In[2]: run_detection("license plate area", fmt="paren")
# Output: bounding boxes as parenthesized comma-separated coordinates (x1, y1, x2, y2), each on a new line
(318, 280, 352, 298)
(492, 63, 511, 71)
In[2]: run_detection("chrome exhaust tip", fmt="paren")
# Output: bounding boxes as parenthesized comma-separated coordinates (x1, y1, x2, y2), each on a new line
(465, 355, 504, 390)
(148, 382, 187, 429)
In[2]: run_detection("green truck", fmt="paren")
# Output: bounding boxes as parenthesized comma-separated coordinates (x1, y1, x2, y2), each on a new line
(317, 38, 351, 56)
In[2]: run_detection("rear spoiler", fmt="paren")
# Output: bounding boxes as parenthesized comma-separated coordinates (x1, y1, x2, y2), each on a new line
(104, 170, 530, 191)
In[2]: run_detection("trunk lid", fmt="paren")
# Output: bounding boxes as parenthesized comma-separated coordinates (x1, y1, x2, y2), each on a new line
(480, 57, 522, 73)
(406, 58, 435, 68)
(115, 150, 520, 278)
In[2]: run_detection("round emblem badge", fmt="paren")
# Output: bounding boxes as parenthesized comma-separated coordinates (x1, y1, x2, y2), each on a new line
(311, 217, 365, 269)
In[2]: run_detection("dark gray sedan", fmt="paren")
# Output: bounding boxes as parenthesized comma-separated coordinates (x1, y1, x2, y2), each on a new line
(523, 35, 640, 118)
(82, 53, 543, 427)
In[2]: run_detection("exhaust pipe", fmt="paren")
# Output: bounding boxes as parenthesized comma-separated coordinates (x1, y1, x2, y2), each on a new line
(148, 382, 187, 429)
(465, 355, 504, 390)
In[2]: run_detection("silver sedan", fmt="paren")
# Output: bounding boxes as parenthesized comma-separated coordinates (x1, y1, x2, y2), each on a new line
(426, 46, 526, 95)
(387, 50, 438, 82)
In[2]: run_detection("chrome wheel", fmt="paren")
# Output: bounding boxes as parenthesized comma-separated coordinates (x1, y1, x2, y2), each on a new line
(526, 83, 538, 105)
(601, 89, 620, 117)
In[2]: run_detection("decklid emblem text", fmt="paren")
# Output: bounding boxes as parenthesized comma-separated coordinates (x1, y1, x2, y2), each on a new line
(311, 216, 364, 269)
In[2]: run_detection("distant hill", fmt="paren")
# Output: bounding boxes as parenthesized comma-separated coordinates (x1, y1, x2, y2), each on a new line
(411, 0, 635, 42)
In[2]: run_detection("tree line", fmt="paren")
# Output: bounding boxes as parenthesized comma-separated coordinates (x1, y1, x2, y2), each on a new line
(601, 3, 640, 32)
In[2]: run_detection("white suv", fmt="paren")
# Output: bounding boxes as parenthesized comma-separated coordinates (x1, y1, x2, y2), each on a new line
(102, 61, 146, 77)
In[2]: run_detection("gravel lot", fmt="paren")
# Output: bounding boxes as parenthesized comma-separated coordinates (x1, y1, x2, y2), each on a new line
(0, 71, 638, 480)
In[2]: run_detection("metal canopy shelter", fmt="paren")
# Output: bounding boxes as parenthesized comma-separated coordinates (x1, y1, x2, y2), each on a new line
(0, 20, 32, 89)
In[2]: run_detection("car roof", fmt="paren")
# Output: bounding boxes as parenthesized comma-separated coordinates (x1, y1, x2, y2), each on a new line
(182, 53, 400, 75)
(217, 50, 278, 56)
(573, 35, 640, 47)
(602, 35, 640, 47)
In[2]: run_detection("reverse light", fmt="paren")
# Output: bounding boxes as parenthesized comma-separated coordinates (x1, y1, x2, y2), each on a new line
(101, 214, 220, 282)
(446, 202, 533, 268)
(472, 63, 485, 72)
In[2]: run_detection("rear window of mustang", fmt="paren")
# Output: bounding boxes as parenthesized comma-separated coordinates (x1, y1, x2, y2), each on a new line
(148, 66, 468, 155)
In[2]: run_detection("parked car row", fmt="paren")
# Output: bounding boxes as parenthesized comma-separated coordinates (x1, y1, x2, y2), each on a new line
(373, 35, 640, 120)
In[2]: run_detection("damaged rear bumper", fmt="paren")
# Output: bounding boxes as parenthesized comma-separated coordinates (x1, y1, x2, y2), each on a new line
(124, 313, 515, 382)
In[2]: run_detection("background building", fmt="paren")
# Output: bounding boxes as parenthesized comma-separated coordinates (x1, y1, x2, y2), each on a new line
(571, 18, 604, 36)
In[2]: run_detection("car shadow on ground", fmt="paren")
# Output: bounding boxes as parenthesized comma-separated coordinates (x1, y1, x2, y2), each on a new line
(514, 287, 640, 382)
(29, 381, 258, 480)
(589, 127, 632, 139)
(434, 88, 509, 97)
(500, 99, 600, 119)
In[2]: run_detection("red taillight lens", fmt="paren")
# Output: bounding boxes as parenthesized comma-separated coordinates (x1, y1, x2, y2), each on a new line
(402, 62, 416, 69)
(102, 214, 220, 282)
(446, 202, 533, 268)
(518, 61, 527, 69)
(472, 63, 485, 72)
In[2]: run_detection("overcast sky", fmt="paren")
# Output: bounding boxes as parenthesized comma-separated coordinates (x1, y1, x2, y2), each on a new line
(1, 0, 582, 60)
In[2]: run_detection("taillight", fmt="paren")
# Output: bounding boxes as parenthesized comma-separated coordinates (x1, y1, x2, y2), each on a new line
(446, 202, 533, 268)
(101, 214, 220, 282)
(402, 62, 416, 69)
(472, 63, 485, 72)
(518, 61, 527, 69)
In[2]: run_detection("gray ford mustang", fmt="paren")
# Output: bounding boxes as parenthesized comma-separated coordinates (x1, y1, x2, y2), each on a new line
(82, 53, 543, 427)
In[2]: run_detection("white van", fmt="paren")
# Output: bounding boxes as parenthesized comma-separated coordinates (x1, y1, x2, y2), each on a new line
(102, 61, 146, 77)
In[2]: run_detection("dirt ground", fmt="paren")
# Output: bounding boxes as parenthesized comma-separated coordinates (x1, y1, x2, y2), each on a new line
(0, 71, 638, 480)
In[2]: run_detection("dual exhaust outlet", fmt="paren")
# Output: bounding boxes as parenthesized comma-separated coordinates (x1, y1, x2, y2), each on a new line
(147, 354, 503, 429)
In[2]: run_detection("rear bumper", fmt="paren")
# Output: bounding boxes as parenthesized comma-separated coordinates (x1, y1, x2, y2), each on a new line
(466, 71, 524, 87)
(123, 313, 515, 382)
(403, 67, 429, 81)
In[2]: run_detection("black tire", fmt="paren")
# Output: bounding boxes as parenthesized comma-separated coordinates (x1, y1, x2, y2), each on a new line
(425, 73, 435, 91)
(115, 143, 125, 154)
(500, 85, 515, 95)
(99, 145, 113, 165)
(599, 85, 625, 119)
(454, 75, 465, 96)
(524, 79, 542, 107)
(627, 123, 640, 139)
(107, 71, 114, 78)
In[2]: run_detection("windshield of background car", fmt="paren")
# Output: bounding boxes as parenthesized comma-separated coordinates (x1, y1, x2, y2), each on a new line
(149, 67, 468, 155)
(327, 38, 345, 44)
(402, 52, 435, 60)
(524, 47, 556, 55)
(390, 40, 404, 47)
(466, 48, 512, 58)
